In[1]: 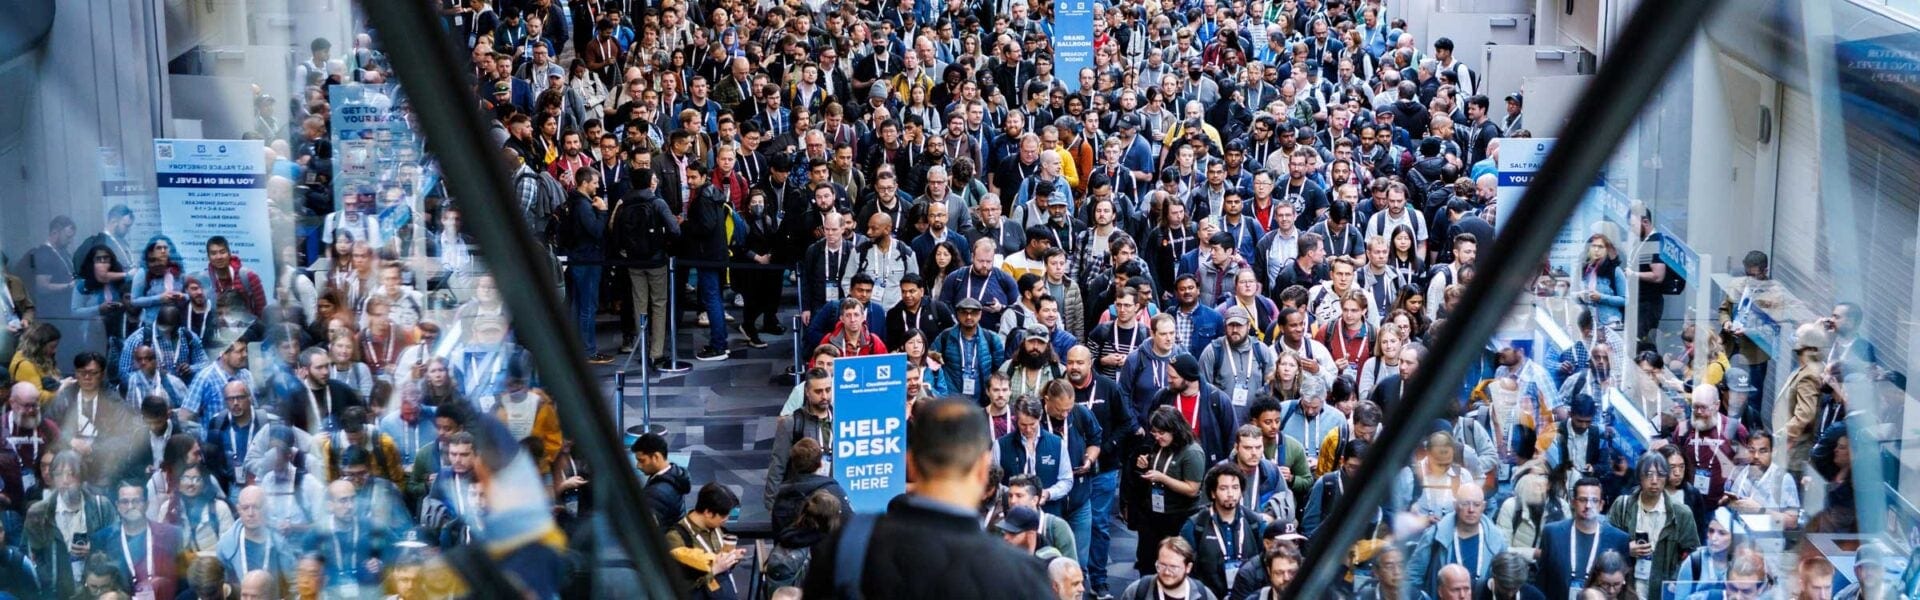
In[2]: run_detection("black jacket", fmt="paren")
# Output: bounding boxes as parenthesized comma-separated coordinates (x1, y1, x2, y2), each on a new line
(644, 463, 691, 528)
(771, 473, 852, 534)
(802, 496, 1053, 599)
(682, 186, 733, 262)
(884, 301, 955, 349)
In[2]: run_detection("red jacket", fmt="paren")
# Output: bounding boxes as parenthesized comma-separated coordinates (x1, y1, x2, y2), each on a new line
(826, 326, 888, 357)
(201, 257, 267, 317)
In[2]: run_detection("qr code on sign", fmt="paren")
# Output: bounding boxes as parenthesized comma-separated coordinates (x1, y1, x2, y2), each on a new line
(156, 144, 174, 160)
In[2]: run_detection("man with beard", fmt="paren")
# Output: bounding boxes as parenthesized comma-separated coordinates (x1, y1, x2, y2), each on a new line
(1152, 354, 1236, 465)
(195, 236, 267, 318)
(1199, 307, 1275, 423)
(1671, 386, 1748, 510)
(999, 324, 1064, 400)
(1119, 537, 1215, 600)
(1063, 344, 1131, 596)
(118, 307, 201, 397)
(1088, 288, 1149, 379)
(939, 238, 1022, 331)
(5, 382, 59, 501)
(910, 174, 971, 259)
(1221, 423, 1287, 525)
(1166, 276, 1226, 355)
(1547, 394, 1612, 488)
(1180, 465, 1262, 597)
(1121, 314, 1184, 430)
(1277, 148, 1328, 231)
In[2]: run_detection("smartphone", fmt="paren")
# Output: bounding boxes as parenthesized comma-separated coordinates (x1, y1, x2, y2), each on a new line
(72, 532, 88, 547)
(1634, 532, 1649, 544)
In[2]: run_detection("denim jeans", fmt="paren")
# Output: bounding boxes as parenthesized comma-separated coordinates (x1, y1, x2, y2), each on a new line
(1065, 484, 1093, 569)
(696, 268, 727, 350)
(567, 264, 603, 354)
(1087, 469, 1120, 593)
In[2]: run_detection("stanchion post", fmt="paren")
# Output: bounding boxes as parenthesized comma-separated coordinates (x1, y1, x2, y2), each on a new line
(660, 257, 692, 373)
(614, 369, 627, 436)
(791, 314, 804, 375)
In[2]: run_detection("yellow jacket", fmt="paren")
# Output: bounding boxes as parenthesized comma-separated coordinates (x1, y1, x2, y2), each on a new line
(10, 353, 55, 406)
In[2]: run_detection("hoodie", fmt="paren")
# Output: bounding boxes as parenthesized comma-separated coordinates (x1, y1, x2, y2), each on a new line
(770, 473, 851, 534)
(644, 463, 692, 527)
(198, 256, 268, 317)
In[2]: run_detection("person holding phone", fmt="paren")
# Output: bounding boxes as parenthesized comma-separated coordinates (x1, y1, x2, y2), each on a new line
(1606, 452, 1700, 600)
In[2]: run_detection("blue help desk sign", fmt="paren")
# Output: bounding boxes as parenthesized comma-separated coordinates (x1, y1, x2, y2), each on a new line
(833, 353, 910, 513)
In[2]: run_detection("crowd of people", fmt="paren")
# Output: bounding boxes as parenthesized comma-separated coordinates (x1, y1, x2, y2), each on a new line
(0, 0, 1904, 598)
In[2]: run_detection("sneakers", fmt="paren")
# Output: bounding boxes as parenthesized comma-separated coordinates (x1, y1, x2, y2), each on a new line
(587, 353, 615, 364)
(697, 313, 710, 327)
(732, 294, 746, 308)
(743, 331, 769, 349)
(618, 337, 635, 354)
(725, 313, 737, 323)
(761, 322, 787, 336)
(695, 346, 730, 361)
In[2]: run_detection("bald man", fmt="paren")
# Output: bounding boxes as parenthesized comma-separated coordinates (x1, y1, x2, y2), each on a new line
(323, 479, 382, 585)
(1438, 564, 1474, 600)
(1407, 482, 1509, 591)
(6, 381, 56, 494)
(217, 486, 285, 583)
(1050, 558, 1084, 600)
(238, 570, 276, 600)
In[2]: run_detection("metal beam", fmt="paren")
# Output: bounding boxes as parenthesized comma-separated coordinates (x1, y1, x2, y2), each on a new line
(353, 2, 680, 597)
(1286, 0, 1725, 594)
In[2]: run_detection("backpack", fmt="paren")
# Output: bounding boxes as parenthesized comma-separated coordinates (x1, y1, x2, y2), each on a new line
(1657, 250, 1688, 295)
(517, 170, 567, 245)
(550, 194, 579, 250)
(613, 192, 673, 263)
(761, 544, 813, 595)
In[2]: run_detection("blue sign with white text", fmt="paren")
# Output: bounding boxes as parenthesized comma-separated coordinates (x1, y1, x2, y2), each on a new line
(1054, 0, 1096, 91)
(833, 353, 910, 513)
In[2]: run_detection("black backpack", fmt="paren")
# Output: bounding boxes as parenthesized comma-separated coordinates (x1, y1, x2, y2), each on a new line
(518, 170, 567, 245)
(614, 192, 674, 263)
(550, 194, 579, 250)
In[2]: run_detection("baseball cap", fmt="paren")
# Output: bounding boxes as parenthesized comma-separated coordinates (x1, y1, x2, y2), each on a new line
(997, 506, 1041, 534)
(1116, 115, 1140, 130)
(1224, 305, 1251, 326)
(1725, 367, 1757, 393)
(1047, 194, 1069, 208)
(494, 80, 512, 95)
(1505, 92, 1523, 106)
(1266, 514, 1307, 542)
(1024, 323, 1051, 342)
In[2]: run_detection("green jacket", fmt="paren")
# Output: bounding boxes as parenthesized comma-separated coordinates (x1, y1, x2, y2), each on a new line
(1606, 495, 1700, 596)
(1265, 434, 1314, 497)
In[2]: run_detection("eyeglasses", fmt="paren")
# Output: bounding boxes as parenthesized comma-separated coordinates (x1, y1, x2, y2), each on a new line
(1154, 562, 1186, 573)
(1575, 496, 1605, 505)
(1456, 500, 1485, 509)
(116, 497, 146, 506)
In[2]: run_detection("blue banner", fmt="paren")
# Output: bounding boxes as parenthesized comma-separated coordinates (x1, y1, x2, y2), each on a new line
(833, 353, 910, 513)
(154, 139, 275, 292)
(1054, 0, 1096, 91)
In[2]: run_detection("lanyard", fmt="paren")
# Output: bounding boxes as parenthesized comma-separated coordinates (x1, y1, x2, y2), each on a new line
(1049, 413, 1070, 441)
(1150, 355, 1168, 389)
(1112, 323, 1140, 355)
(1152, 449, 1175, 478)
(334, 520, 360, 567)
(1224, 345, 1254, 382)
(1210, 509, 1242, 559)
(227, 417, 257, 463)
(1571, 527, 1602, 581)
(958, 333, 978, 373)
(825, 244, 847, 284)
(1452, 530, 1487, 577)
(240, 530, 272, 574)
(967, 271, 992, 302)
(120, 526, 154, 583)
(1303, 411, 1320, 450)
(78, 392, 99, 437)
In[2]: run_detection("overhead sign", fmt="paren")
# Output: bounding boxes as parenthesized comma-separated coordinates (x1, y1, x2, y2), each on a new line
(1054, 0, 1096, 91)
(331, 83, 436, 245)
(833, 353, 910, 513)
(153, 139, 275, 293)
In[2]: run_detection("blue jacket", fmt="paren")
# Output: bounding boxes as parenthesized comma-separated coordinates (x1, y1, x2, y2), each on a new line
(1575, 264, 1629, 327)
(1118, 347, 1178, 430)
(909, 229, 969, 263)
(1166, 302, 1225, 355)
(929, 326, 1006, 402)
(1533, 519, 1632, 600)
(1406, 513, 1511, 591)
(995, 429, 1074, 514)
(938, 268, 1021, 331)
(1045, 404, 1104, 510)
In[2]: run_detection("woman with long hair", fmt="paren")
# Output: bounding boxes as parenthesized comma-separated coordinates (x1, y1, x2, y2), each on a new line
(415, 355, 464, 408)
(147, 433, 203, 524)
(1356, 321, 1407, 400)
(311, 228, 358, 290)
(9, 322, 62, 404)
(904, 82, 941, 129)
(174, 463, 234, 554)
(1388, 225, 1427, 284)
(1267, 351, 1305, 403)
(72, 244, 133, 358)
(130, 236, 187, 326)
(1391, 286, 1430, 340)
(899, 329, 950, 397)
(1130, 405, 1206, 576)
(1575, 233, 1628, 332)
(921, 241, 965, 302)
